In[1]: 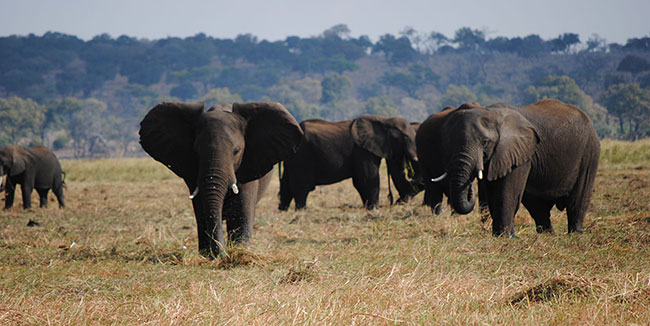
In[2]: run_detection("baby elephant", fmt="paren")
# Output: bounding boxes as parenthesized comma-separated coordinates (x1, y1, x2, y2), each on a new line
(0, 145, 65, 209)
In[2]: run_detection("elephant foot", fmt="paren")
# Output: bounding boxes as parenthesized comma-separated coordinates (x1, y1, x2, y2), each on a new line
(536, 225, 555, 234)
(396, 197, 410, 205)
(278, 204, 289, 211)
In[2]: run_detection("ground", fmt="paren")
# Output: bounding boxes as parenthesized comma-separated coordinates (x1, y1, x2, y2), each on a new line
(0, 140, 649, 325)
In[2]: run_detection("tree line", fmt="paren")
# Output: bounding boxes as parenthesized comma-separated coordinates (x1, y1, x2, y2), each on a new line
(1, 25, 650, 157)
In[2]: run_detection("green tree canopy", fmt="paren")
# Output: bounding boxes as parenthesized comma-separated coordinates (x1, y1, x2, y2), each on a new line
(523, 75, 589, 110)
(0, 96, 46, 146)
(363, 96, 399, 116)
(321, 73, 351, 104)
(601, 83, 650, 140)
(440, 85, 478, 108)
(199, 88, 243, 108)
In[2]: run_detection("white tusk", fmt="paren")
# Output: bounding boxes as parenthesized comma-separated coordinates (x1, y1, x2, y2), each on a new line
(431, 172, 447, 183)
(231, 183, 239, 194)
(478, 170, 483, 180)
(188, 187, 199, 199)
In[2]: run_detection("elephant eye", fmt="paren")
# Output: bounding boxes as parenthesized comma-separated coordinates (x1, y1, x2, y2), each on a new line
(481, 138, 490, 146)
(233, 148, 241, 155)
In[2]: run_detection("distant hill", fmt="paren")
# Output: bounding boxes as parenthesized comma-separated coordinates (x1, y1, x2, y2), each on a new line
(1, 27, 649, 157)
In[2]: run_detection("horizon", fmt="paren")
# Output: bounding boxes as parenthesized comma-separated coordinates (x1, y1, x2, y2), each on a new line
(1, 0, 648, 44)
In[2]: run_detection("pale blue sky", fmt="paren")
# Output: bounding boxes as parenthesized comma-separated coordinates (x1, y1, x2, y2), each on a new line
(0, 0, 648, 43)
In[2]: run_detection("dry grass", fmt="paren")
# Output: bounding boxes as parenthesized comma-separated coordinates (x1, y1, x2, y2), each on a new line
(1, 140, 649, 325)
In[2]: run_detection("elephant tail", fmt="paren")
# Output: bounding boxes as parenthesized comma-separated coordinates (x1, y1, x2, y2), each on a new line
(386, 161, 394, 206)
(61, 171, 67, 189)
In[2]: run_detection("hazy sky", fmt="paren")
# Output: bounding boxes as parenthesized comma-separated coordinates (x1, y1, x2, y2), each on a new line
(1, 0, 648, 44)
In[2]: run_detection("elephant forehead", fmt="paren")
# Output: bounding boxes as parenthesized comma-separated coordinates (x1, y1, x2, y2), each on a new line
(199, 111, 244, 130)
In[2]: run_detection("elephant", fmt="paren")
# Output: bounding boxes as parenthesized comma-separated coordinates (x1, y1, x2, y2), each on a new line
(416, 99, 600, 236)
(389, 121, 424, 204)
(139, 101, 303, 257)
(0, 145, 65, 209)
(278, 115, 418, 210)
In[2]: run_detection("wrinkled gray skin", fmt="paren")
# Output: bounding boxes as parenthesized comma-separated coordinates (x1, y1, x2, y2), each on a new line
(278, 115, 418, 210)
(416, 100, 600, 236)
(139, 102, 303, 257)
(0, 145, 65, 209)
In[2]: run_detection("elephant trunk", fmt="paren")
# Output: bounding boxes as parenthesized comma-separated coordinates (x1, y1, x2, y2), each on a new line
(197, 153, 237, 256)
(449, 152, 476, 214)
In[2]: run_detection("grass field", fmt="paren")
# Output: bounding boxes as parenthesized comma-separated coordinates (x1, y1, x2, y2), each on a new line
(1, 139, 649, 325)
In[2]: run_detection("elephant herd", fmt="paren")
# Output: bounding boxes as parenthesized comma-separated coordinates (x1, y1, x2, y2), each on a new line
(0, 99, 601, 259)
(140, 99, 600, 257)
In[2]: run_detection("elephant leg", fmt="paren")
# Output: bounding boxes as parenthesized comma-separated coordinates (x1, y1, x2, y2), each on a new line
(352, 158, 381, 209)
(486, 163, 531, 237)
(37, 188, 49, 208)
(53, 183, 65, 208)
(294, 191, 309, 210)
(352, 173, 380, 209)
(521, 193, 555, 234)
(478, 179, 490, 223)
(566, 153, 599, 233)
(21, 184, 33, 209)
(4, 181, 16, 209)
(423, 184, 443, 215)
(226, 181, 256, 243)
(278, 173, 293, 211)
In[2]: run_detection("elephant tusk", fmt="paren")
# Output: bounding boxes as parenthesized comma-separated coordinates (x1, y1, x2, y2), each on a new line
(231, 183, 239, 194)
(189, 187, 199, 199)
(431, 172, 447, 182)
(478, 170, 483, 180)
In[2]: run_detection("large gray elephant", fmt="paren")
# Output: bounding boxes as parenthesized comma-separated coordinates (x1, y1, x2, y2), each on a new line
(278, 115, 418, 210)
(139, 102, 303, 257)
(416, 100, 600, 236)
(0, 145, 65, 209)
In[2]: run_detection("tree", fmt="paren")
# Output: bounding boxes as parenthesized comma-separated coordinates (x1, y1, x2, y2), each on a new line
(427, 31, 450, 54)
(68, 98, 108, 157)
(440, 85, 478, 108)
(551, 33, 581, 53)
(523, 75, 589, 110)
(363, 97, 399, 116)
(453, 27, 485, 52)
(379, 72, 419, 97)
(585, 34, 608, 52)
(322, 24, 351, 39)
(617, 55, 650, 74)
(264, 83, 320, 121)
(0, 96, 46, 145)
(601, 83, 650, 140)
(320, 73, 351, 104)
(373, 34, 417, 66)
(200, 88, 242, 108)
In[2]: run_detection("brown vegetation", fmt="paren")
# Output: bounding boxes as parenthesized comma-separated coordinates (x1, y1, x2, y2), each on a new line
(0, 140, 649, 324)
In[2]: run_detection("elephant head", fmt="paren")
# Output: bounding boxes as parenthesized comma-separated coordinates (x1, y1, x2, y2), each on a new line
(350, 115, 419, 204)
(0, 146, 29, 177)
(139, 101, 303, 256)
(0, 146, 30, 192)
(430, 104, 539, 214)
(350, 115, 418, 163)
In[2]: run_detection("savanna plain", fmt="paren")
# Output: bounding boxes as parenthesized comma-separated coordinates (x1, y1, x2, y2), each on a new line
(1, 139, 649, 325)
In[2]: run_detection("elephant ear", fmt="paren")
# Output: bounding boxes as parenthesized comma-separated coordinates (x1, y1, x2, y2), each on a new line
(8, 146, 28, 176)
(487, 110, 540, 181)
(139, 102, 204, 184)
(351, 115, 390, 158)
(233, 102, 303, 183)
